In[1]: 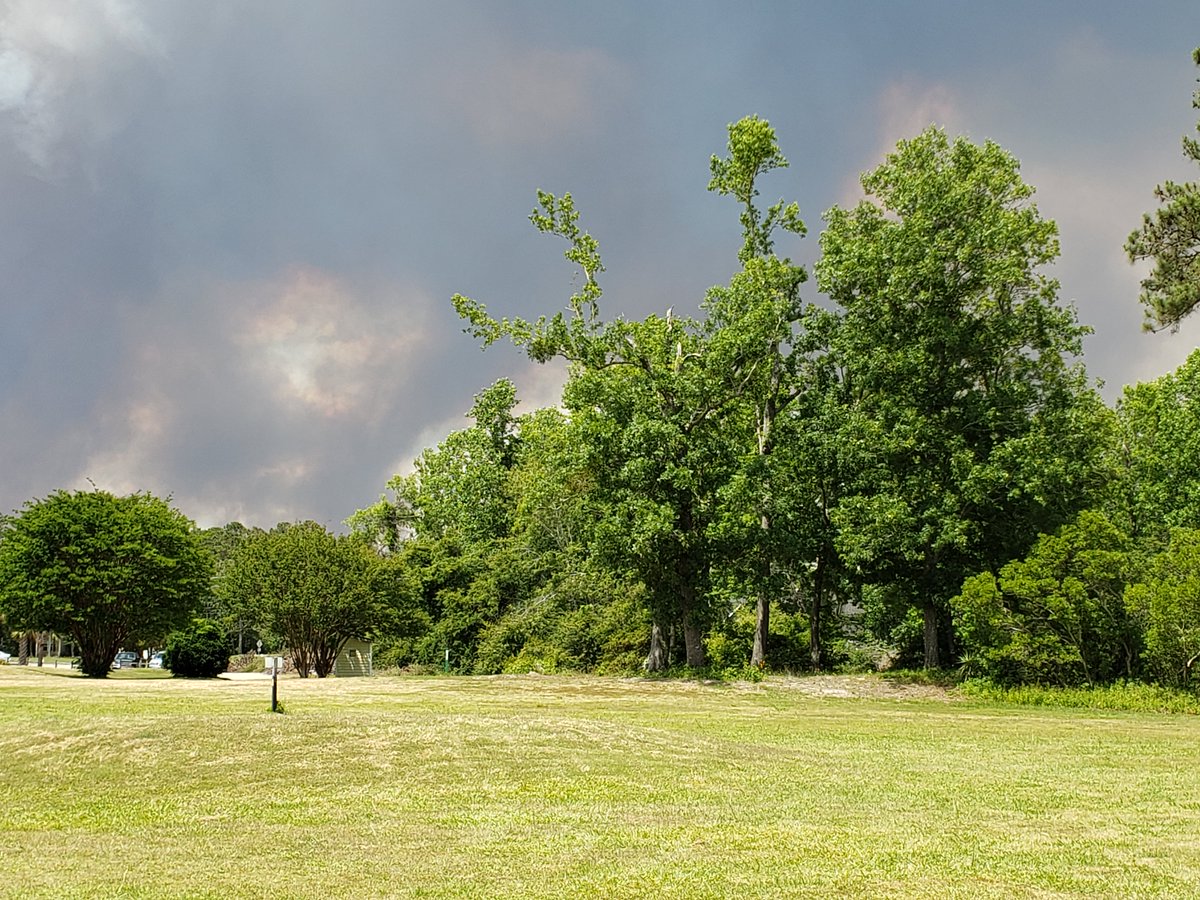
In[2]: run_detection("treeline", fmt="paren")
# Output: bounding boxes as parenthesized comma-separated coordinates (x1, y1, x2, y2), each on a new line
(5, 81, 1199, 688)
(334, 108, 1200, 689)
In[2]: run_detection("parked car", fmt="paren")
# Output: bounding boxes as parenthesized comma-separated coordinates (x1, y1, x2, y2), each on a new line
(114, 651, 138, 669)
(148, 652, 165, 669)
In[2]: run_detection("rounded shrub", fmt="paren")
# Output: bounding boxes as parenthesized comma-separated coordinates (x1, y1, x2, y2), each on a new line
(164, 618, 232, 678)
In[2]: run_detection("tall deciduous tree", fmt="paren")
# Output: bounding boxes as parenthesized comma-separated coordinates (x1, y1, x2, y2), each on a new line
(1126, 47, 1200, 332)
(453, 116, 831, 670)
(224, 522, 389, 677)
(818, 127, 1101, 669)
(704, 115, 839, 669)
(454, 192, 735, 669)
(0, 490, 211, 677)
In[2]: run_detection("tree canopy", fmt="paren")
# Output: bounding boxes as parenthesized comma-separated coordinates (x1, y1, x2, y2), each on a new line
(816, 127, 1103, 668)
(0, 490, 211, 677)
(222, 522, 393, 677)
(11, 110, 1200, 693)
(1127, 47, 1200, 332)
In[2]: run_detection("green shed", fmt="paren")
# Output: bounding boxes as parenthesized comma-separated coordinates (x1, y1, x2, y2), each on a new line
(333, 638, 373, 677)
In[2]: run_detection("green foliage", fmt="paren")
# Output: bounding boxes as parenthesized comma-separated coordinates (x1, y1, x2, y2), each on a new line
(1111, 349, 1200, 537)
(455, 190, 736, 668)
(404, 380, 518, 544)
(451, 115, 842, 671)
(164, 618, 232, 678)
(818, 126, 1102, 668)
(952, 511, 1136, 686)
(707, 114, 806, 262)
(369, 115, 1200, 691)
(198, 521, 263, 652)
(1126, 47, 1200, 332)
(472, 571, 649, 675)
(1126, 528, 1200, 687)
(0, 489, 211, 677)
(705, 601, 812, 674)
(960, 679, 1200, 715)
(222, 523, 396, 678)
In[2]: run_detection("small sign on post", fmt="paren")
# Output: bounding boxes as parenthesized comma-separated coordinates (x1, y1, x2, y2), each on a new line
(264, 655, 284, 712)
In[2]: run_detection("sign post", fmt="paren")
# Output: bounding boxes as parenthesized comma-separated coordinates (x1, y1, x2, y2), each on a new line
(265, 655, 283, 712)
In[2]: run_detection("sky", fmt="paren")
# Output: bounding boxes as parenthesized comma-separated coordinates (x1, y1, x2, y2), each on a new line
(2, 1, 1200, 530)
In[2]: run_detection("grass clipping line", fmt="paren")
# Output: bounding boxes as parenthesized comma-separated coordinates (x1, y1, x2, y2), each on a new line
(0, 668, 1197, 899)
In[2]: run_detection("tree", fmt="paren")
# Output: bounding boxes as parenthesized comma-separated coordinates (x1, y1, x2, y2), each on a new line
(198, 521, 263, 653)
(407, 380, 518, 544)
(455, 193, 735, 669)
(1110, 348, 1200, 538)
(1126, 47, 1200, 332)
(817, 127, 1102, 668)
(223, 522, 389, 677)
(952, 511, 1136, 686)
(0, 490, 211, 677)
(703, 115, 837, 669)
(452, 116, 830, 670)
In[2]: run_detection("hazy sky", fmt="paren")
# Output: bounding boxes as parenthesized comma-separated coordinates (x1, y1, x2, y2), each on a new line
(3, 1, 1199, 529)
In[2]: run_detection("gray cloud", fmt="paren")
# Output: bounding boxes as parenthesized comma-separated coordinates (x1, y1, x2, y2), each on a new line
(2, 1, 1198, 528)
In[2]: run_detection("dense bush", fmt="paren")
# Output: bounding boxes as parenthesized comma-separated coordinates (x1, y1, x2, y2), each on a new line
(164, 618, 232, 678)
(952, 511, 1137, 686)
(1126, 528, 1200, 687)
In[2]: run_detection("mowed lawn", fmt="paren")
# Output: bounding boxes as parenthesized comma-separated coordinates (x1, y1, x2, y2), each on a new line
(1, 667, 1198, 899)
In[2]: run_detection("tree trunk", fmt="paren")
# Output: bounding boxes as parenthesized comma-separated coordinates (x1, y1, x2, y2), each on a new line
(312, 635, 346, 678)
(811, 554, 830, 672)
(750, 595, 769, 669)
(78, 640, 119, 677)
(18, 632, 28, 666)
(922, 599, 940, 670)
(644, 622, 667, 672)
(681, 613, 706, 669)
(750, 507, 771, 669)
(676, 502, 707, 669)
(809, 600, 821, 671)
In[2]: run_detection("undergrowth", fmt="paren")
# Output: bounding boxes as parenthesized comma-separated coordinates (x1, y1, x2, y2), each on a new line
(959, 679, 1200, 715)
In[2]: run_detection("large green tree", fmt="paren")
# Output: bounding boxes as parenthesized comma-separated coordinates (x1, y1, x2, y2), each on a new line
(454, 116, 835, 671)
(0, 490, 211, 677)
(817, 127, 1103, 669)
(1126, 47, 1200, 332)
(198, 521, 263, 653)
(1126, 527, 1200, 687)
(702, 115, 835, 669)
(454, 192, 736, 669)
(223, 522, 392, 677)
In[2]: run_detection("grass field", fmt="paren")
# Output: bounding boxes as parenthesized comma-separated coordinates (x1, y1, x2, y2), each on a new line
(1, 666, 1198, 899)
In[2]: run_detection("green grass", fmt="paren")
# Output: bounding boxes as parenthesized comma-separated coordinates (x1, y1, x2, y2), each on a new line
(960, 679, 1200, 715)
(1, 668, 1198, 898)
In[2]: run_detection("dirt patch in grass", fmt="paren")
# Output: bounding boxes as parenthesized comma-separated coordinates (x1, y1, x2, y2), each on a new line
(768, 673, 958, 702)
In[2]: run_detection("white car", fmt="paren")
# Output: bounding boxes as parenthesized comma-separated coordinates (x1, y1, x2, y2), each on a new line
(0, 650, 11, 664)
(148, 652, 165, 669)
